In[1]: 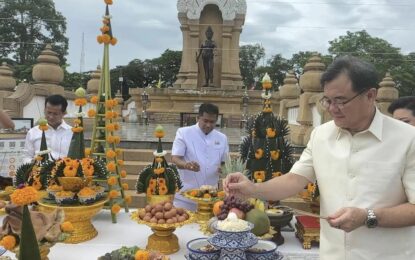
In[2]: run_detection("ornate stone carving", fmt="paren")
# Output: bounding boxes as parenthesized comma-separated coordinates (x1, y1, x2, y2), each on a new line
(177, 0, 247, 20)
(32, 44, 64, 85)
(0, 62, 16, 91)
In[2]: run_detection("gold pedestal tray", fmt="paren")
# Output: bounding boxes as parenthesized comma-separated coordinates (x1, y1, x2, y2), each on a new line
(181, 190, 220, 223)
(131, 209, 194, 254)
(38, 199, 108, 244)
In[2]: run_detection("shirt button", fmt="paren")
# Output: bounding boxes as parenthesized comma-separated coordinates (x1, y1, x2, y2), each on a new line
(348, 172, 355, 178)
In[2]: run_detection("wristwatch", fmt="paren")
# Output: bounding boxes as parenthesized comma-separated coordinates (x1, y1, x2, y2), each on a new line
(365, 209, 378, 228)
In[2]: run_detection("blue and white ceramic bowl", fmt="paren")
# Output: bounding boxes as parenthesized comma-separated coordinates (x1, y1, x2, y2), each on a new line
(209, 221, 257, 250)
(77, 194, 97, 205)
(186, 237, 220, 260)
(54, 192, 75, 205)
(246, 240, 281, 260)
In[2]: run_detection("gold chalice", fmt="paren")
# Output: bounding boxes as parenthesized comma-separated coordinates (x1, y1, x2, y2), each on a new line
(181, 189, 222, 223)
(38, 198, 108, 243)
(131, 209, 194, 254)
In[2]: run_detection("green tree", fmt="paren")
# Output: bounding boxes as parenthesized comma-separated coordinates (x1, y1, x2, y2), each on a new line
(266, 54, 291, 91)
(239, 44, 265, 89)
(328, 30, 414, 96)
(0, 0, 68, 81)
(154, 49, 181, 87)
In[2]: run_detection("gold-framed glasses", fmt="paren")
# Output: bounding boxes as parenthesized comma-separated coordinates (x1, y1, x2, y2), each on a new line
(319, 89, 368, 110)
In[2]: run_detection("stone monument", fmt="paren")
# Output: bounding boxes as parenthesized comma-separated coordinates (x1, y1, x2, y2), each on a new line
(175, 0, 246, 90)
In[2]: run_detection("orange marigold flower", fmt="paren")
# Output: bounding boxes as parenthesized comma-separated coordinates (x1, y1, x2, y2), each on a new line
(266, 128, 276, 138)
(122, 183, 128, 190)
(107, 135, 115, 143)
(106, 149, 116, 159)
(63, 166, 77, 177)
(109, 190, 119, 199)
(114, 136, 121, 144)
(60, 221, 74, 232)
(83, 165, 94, 177)
(90, 96, 99, 104)
(112, 111, 119, 118)
(74, 98, 87, 106)
(73, 119, 81, 125)
(262, 81, 272, 89)
(135, 250, 150, 260)
(124, 195, 132, 204)
(63, 157, 72, 164)
(107, 162, 116, 172)
(115, 148, 123, 156)
(149, 179, 156, 187)
(102, 34, 111, 44)
(87, 109, 96, 118)
(112, 99, 118, 106)
(71, 127, 83, 133)
(158, 185, 168, 195)
(105, 99, 114, 108)
(104, 0, 113, 5)
(263, 107, 272, 113)
(100, 25, 110, 33)
(272, 172, 282, 178)
(153, 167, 165, 175)
(110, 37, 118, 46)
(106, 123, 115, 132)
(155, 157, 163, 163)
(107, 176, 117, 186)
(105, 111, 114, 119)
(39, 125, 49, 131)
(146, 187, 155, 196)
(0, 235, 16, 250)
(111, 204, 121, 214)
(10, 186, 38, 206)
(85, 148, 91, 156)
(270, 150, 280, 160)
(113, 123, 120, 131)
(158, 178, 166, 186)
(253, 171, 266, 182)
(255, 148, 264, 159)
(154, 130, 165, 138)
(117, 159, 124, 166)
(97, 35, 103, 44)
(120, 170, 127, 178)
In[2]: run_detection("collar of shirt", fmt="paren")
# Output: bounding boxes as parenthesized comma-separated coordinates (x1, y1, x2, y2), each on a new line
(48, 120, 71, 131)
(336, 107, 383, 141)
(195, 122, 215, 137)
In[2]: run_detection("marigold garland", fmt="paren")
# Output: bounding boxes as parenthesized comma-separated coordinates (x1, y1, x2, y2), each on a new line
(106, 124, 115, 132)
(253, 171, 266, 182)
(97, 35, 103, 44)
(74, 98, 87, 106)
(0, 235, 16, 250)
(107, 162, 116, 172)
(105, 100, 114, 108)
(255, 148, 264, 159)
(102, 34, 111, 44)
(120, 170, 127, 178)
(124, 195, 132, 204)
(122, 183, 128, 190)
(117, 159, 124, 166)
(106, 149, 116, 159)
(266, 128, 276, 138)
(110, 37, 118, 46)
(87, 109, 96, 118)
(109, 190, 119, 199)
(111, 204, 121, 214)
(107, 176, 117, 186)
(60, 221, 74, 233)
(39, 125, 48, 131)
(10, 186, 38, 205)
(158, 185, 168, 195)
(105, 111, 114, 119)
(270, 150, 280, 160)
(63, 166, 77, 177)
(90, 96, 99, 104)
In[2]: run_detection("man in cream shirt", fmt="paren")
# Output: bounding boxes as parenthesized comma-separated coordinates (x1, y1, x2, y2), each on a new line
(23, 95, 72, 163)
(224, 56, 415, 260)
(172, 103, 229, 211)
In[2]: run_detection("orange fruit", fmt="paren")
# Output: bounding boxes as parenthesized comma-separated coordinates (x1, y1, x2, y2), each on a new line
(213, 200, 224, 216)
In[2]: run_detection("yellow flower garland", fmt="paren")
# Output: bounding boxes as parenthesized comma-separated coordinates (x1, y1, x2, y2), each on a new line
(10, 186, 38, 206)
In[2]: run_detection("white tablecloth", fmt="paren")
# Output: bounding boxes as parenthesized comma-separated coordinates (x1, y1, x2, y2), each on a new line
(3, 210, 319, 260)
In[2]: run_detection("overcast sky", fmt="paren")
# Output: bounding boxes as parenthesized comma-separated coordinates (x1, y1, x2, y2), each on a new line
(53, 0, 415, 73)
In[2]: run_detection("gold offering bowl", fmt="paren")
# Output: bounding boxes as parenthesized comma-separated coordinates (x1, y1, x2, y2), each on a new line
(38, 199, 108, 243)
(131, 209, 194, 254)
(57, 177, 91, 192)
(182, 190, 221, 223)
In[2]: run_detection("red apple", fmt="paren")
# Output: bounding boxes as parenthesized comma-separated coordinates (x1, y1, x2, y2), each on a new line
(229, 208, 245, 219)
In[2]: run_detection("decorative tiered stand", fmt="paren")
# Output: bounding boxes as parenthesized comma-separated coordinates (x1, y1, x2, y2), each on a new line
(131, 209, 194, 254)
(38, 199, 108, 243)
(182, 190, 218, 223)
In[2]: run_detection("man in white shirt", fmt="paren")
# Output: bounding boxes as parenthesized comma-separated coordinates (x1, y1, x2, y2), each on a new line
(224, 56, 415, 260)
(172, 103, 229, 210)
(23, 95, 72, 163)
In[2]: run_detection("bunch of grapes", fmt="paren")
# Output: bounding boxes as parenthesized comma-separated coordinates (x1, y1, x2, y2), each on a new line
(217, 195, 254, 220)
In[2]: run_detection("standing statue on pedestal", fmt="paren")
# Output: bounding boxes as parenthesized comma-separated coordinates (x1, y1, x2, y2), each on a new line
(196, 26, 216, 87)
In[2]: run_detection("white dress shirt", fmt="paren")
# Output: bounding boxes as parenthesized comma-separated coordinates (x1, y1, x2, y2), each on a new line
(23, 121, 73, 163)
(172, 123, 229, 211)
(291, 108, 415, 260)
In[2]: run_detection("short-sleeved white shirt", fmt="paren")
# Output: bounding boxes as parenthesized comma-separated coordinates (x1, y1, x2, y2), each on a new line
(23, 121, 73, 163)
(291, 108, 415, 260)
(172, 123, 229, 210)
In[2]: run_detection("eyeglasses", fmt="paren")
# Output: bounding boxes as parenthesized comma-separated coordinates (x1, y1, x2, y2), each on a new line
(319, 89, 369, 110)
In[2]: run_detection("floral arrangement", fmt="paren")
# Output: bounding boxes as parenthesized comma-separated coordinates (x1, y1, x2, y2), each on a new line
(15, 119, 55, 190)
(96, 0, 117, 46)
(0, 186, 74, 259)
(136, 125, 182, 196)
(240, 73, 295, 183)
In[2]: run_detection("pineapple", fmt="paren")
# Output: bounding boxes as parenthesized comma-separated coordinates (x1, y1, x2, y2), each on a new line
(220, 155, 246, 179)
